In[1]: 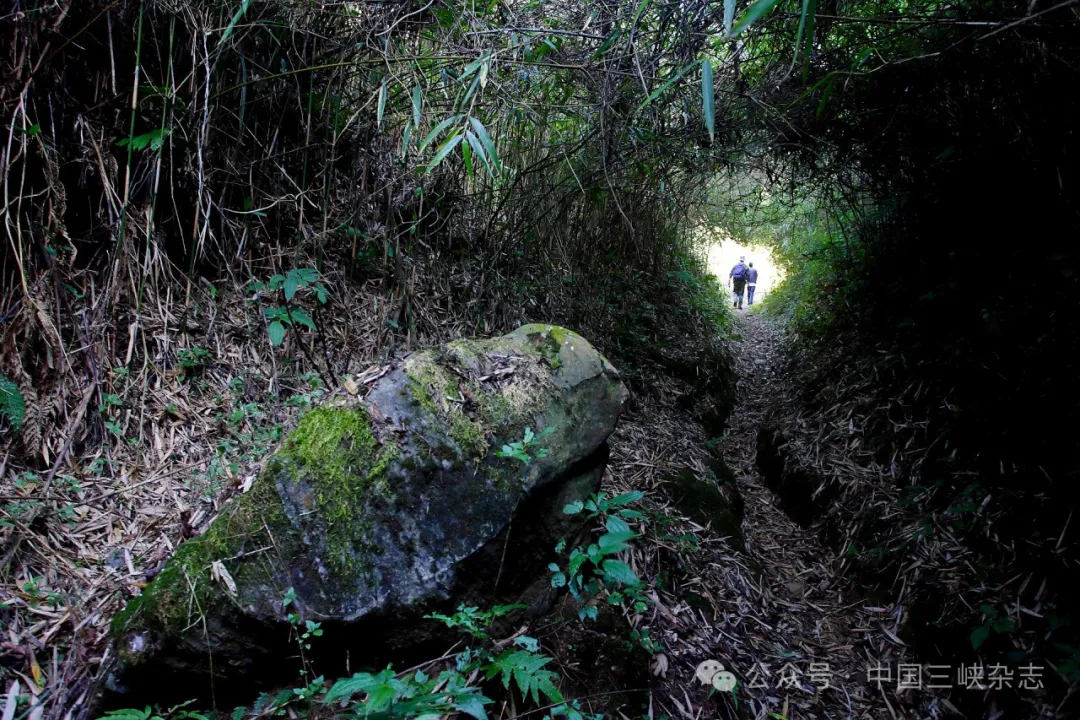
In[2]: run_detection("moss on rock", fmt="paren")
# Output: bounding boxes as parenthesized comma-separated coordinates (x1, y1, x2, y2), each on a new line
(111, 467, 295, 646)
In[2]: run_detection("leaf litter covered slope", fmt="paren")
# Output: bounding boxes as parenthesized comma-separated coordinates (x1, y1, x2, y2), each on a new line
(596, 312, 939, 719)
(747, 301, 1076, 719)
(0, 265, 612, 718)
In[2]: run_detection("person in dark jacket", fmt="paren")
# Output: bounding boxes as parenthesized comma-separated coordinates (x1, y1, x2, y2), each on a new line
(729, 256, 748, 309)
(746, 263, 759, 305)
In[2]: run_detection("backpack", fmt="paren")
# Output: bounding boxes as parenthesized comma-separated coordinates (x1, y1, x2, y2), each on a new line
(732, 263, 747, 280)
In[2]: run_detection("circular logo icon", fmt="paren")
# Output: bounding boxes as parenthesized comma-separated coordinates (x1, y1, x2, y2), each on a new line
(695, 659, 737, 693)
(711, 670, 737, 692)
(695, 659, 724, 686)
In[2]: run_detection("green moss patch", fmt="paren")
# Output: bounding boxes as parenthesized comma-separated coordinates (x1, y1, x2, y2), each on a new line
(280, 406, 395, 513)
(403, 354, 489, 458)
(277, 406, 396, 574)
(111, 474, 291, 644)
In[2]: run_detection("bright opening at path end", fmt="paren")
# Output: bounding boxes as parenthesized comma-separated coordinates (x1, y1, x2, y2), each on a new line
(706, 241, 784, 305)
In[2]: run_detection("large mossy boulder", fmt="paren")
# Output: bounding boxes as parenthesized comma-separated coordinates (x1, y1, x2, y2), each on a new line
(108, 324, 626, 702)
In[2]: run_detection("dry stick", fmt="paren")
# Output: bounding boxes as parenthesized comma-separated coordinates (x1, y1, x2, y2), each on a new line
(312, 297, 338, 383)
(977, 0, 1080, 40)
(282, 297, 335, 390)
(492, 515, 512, 594)
(112, 0, 144, 307)
(2, 85, 34, 296)
(191, 15, 213, 265)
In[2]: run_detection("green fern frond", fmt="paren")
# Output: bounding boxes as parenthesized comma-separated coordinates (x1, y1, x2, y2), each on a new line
(0, 374, 25, 432)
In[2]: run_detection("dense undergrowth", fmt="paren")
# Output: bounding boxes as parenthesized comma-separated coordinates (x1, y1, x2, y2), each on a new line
(3, 0, 1080, 716)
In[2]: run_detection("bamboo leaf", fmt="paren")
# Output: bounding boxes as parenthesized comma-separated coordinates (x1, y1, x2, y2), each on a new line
(418, 114, 463, 151)
(729, 0, 783, 38)
(461, 71, 483, 107)
(462, 139, 474, 177)
(425, 132, 463, 174)
(465, 130, 494, 177)
(723, 0, 736, 36)
(469, 118, 501, 173)
(800, 0, 818, 82)
(793, 0, 812, 63)
(638, 61, 696, 111)
(401, 122, 412, 159)
(377, 82, 387, 130)
(412, 86, 422, 128)
(461, 52, 490, 79)
(815, 75, 835, 118)
(591, 29, 621, 59)
(702, 59, 715, 142)
(220, 0, 252, 46)
(631, 0, 652, 23)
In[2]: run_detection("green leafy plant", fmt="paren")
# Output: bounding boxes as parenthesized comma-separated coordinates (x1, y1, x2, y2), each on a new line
(116, 128, 171, 151)
(426, 606, 582, 718)
(1055, 643, 1080, 683)
(495, 426, 553, 465)
(552, 490, 649, 622)
(252, 268, 329, 347)
(484, 649, 562, 705)
(629, 627, 663, 654)
(425, 603, 525, 639)
(177, 346, 212, 370)
(970, 603, 1016, 650)
(0, 374, 26, 432)
(96, 699, 208, 720)
(325, 666, 491, 719)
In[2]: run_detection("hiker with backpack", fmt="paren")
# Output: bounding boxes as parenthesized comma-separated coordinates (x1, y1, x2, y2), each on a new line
(729, 256, 749, 309)
(747, 262, 759, 305)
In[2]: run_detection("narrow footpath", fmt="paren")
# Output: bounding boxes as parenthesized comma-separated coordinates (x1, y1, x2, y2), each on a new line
(606, 313, 939, 720)
(719, 313, 924, 719)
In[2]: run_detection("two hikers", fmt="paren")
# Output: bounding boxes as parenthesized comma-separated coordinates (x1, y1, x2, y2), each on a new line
(729, 257, 760, 309)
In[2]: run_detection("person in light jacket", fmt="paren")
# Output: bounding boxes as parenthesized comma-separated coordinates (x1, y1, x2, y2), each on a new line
(746, 263, 759, 305)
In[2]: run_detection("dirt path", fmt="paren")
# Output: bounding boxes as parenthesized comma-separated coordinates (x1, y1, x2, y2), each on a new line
(619, 312, 931, 719)
(721, 313, 893, 718)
